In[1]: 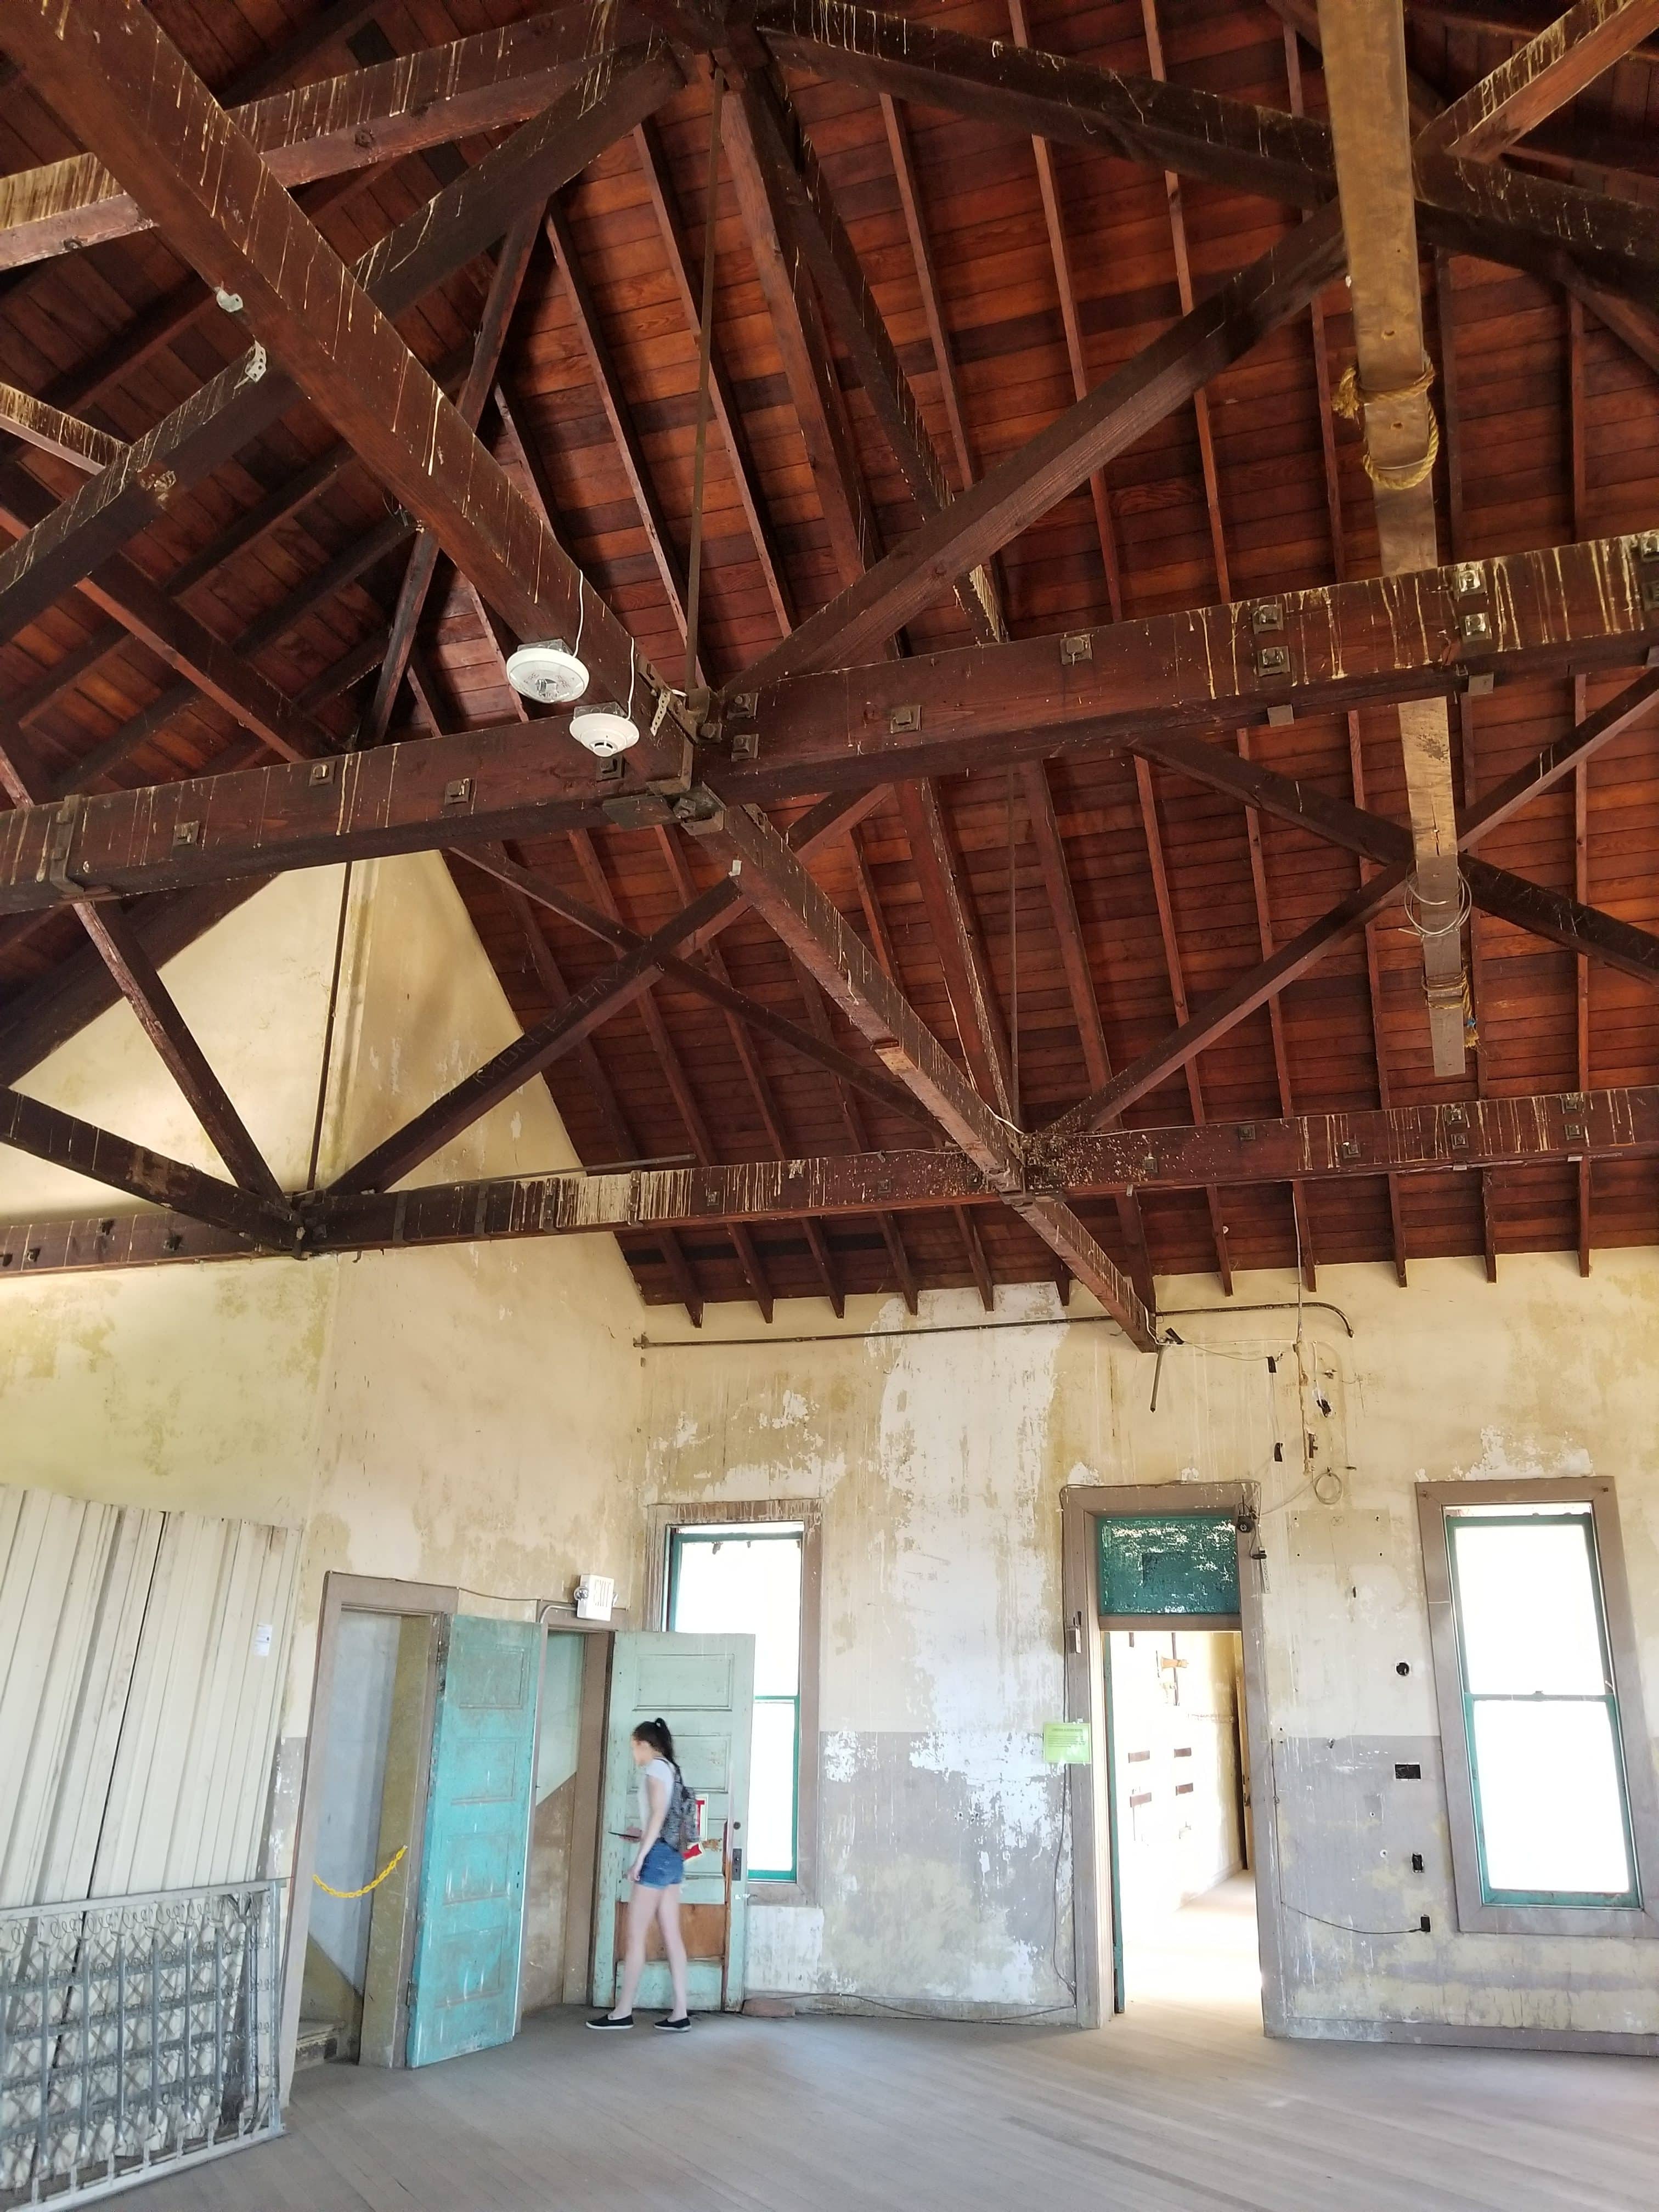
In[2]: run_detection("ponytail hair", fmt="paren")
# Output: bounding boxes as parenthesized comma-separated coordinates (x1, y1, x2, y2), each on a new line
(632, 1717, 678, 1768)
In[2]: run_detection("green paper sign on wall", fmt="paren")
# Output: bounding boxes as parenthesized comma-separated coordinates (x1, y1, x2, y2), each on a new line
(1042, 1721, 1092, 1765)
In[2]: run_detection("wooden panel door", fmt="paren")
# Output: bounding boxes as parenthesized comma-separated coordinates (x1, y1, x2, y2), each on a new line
(592, 1633, 754, 2013)
(405, 1616, 539, 2066)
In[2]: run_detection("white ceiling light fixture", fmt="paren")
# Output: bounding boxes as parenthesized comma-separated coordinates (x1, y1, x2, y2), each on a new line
(568, 702, 640, 757)
(504, 638, 589, 705)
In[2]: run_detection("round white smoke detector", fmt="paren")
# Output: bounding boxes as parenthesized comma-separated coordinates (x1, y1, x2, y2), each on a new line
(504, 639, 589, 705)
(568, 702, 640, 757)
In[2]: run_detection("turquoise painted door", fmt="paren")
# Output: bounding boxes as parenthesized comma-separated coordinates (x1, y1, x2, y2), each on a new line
(405, 1616, 539, 2066)
(593, 1633, 754, 2013)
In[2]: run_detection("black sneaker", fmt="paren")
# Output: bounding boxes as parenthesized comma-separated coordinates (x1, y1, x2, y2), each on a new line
(654, 2015, 691, 2032)
(586, 2013, 633, 2030)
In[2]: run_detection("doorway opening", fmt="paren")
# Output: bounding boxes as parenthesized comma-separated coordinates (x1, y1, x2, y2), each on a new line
(1105, 1626, 1259, 2016)
(518, 1626, 611, 2016)
(298, 1607, 438, 2067)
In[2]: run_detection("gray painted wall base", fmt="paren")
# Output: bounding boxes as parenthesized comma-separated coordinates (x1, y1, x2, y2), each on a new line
(1288, 2016, 1659, 2058)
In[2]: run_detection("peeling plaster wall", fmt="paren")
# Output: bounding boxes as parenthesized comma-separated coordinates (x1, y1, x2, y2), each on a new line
(636, 1255, 1659, 2040)
(1, 856, 647, 1904)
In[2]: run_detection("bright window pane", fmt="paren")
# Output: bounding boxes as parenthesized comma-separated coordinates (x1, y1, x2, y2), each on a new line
(747, 1700, 799, 1878)
(672, 1536, 801, 1696)
(1469, 1700, 1634, 1897)
(669, 1530, 804, 1881)
(1450, 1516, 1607, 1695)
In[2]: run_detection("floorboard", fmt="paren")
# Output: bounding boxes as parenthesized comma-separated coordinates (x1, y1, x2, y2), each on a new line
(126, 1973, 1657, 2211)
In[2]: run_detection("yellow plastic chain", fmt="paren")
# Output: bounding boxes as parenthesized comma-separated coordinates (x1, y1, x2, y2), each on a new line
(312, 1844, 407, 1900)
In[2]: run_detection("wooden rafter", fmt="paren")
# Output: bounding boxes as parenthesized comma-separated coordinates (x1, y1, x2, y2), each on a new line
(1416, 0, 1659, 157)
(0, 8, 629, 270)
(15, 1087, 1659, 1283)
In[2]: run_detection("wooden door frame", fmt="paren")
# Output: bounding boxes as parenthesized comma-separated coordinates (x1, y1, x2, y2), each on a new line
(1060, 1483, 1286, 2032)
(527, 1605, 629, 2017)
(278, 1572, 455, 2103)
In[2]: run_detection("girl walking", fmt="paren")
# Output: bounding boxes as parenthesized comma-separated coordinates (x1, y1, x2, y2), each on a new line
(589, 1719, 693, 2032)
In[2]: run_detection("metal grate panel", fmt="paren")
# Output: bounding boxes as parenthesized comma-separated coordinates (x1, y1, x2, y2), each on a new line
(0, 1882, 280, 2207)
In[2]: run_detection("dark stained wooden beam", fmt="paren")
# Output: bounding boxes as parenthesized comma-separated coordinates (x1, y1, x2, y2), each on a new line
(6, 537, 1656, 915)
(895, 782, 1013, 1120)
(0, 382, 124, 473)
(1002, 0, 1125, 620)
(15, 1086, 1659, 1280)
(364, 212, 542, 745)
(1021, 760, 1154, 1305)
(0, 37, 683, 701)
(456, 840, 929, 1127)
(329, 790, 879, 1197)
(0, 467, 338, 769)
(496, 866, 706, 1323)
(633, 111, 797, 637)
(1417, 0, 1659, 157)
(0, 1085, 291, 1243)
(652, 826, 843, 1314)
(720, 62, 882, 590)
(566, 828, 774, 1320)
(735, 73, 1002, 646)
(220, 0, 387, 103)
(732, 206, 1345, 686)
(544, 193, 701, 672)
(1132, 756, 1234, 1292)
(704, 796, 1160, 1346)
(756, 0, 1659, 313)
(67, 506, 414, 792)
(0, 9, 629, 269)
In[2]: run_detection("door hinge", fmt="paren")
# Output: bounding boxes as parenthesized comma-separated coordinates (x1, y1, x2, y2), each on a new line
(404, 1980, 417, 2010)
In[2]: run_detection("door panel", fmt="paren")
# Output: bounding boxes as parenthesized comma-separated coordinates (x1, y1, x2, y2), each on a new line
(594, 1632, 754, 2013)
(406, 1616, 539, 2066)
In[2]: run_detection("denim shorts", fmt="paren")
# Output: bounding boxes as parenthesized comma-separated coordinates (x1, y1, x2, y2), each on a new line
(635, 1839, 685, 1888)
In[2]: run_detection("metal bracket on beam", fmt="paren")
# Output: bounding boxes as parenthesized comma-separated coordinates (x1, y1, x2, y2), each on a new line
(43, 795, 97, 894)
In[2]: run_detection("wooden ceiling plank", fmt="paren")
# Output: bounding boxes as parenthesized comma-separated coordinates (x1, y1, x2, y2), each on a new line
(499, 868, 706, 1324)
(16, 1082, 1659, 1279)
(757, 1, 1659, 315)
(544, 192, 701, 672)
(0, 36, 683, 706)
(1318, 0, 1467, 1078)
(326, 788, 878, 1197)
(1132, 757, 1233, 1293)
(219, 0, 387, 104)
(653, 824, 843, 1315)
(731, 206, 1345, 689)
(1417, 0, 1659, 157)
(1022, 760, 1155, 1307)
(735, 73, 1002, 645)
(364, 211, 543, 746)
(459, 842, 929, 1127)
(720, 62, 881, 591)
(0, 1084, 290, 1243)
(633, 112, 797, 637)
(0, 9, 629, 271)
(878, 95, 973, 500)
(1003, 0, 1125, 621)
(566, 826, 774, 1322)
(705, 797, 1160, 1347)
(894, 781, 1014, 1122)
(64, 506, 414, 793)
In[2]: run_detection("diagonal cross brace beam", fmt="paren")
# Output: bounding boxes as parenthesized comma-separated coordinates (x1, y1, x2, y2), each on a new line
(0, 1085, 293, 1245)
(0, 40, 683, 676)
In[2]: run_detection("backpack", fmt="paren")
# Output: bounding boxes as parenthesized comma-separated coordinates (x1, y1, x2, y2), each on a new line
(663, 1767, 701, 1857)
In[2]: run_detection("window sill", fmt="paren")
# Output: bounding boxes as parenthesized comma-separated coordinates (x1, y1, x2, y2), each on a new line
(746, 1881, 813, 1909)
(1453, 1897, 1659, 1939)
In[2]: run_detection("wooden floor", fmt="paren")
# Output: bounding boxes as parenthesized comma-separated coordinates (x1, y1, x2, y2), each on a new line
(142, 1983, 1655, 2211)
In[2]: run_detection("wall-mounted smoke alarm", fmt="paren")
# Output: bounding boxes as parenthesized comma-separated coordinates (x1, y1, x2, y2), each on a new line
(568, 703, 640, 756)
(505, 639, 589, 704)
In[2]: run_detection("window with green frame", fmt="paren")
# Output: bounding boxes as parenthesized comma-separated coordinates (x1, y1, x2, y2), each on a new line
(667, 1526, 803, 1882)
(1445, 1505, 1640, 1908)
